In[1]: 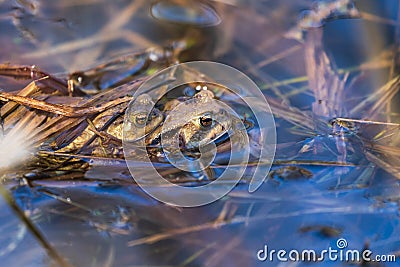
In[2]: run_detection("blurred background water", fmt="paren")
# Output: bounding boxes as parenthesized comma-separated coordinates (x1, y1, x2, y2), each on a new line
(0, 0, 399, 266)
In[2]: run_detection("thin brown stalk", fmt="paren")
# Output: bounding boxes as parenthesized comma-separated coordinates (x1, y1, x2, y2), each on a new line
(0, 182, 73, 267)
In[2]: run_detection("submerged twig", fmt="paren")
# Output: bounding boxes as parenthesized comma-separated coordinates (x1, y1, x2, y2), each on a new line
(350, 76, 400, 117)
(0, 182, 73, 267)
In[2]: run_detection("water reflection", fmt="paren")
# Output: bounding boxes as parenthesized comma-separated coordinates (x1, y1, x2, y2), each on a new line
(151, 0, 221, 27)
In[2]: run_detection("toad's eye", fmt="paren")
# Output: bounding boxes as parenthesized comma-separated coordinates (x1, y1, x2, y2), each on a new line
(199, 114, 213, 128)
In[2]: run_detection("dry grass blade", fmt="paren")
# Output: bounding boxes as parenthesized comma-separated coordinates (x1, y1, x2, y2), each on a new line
(0, 64, 78, 95)
(1, 79, 142, 151)
(0, 182, 73, 267)
(127, 219, 237, 247)
(365, 151, 400, 179)
(0, 91, 131, 117)
(267, 97, 315, 131)
(350, 75, 400, 118)
(126, 204, 383, 248)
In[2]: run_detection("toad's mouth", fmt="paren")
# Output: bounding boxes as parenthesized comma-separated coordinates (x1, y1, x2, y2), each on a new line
(177, 131, 230, 161)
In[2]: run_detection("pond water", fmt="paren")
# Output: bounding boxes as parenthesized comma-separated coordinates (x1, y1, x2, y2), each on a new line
(0, 0, 399, 266)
